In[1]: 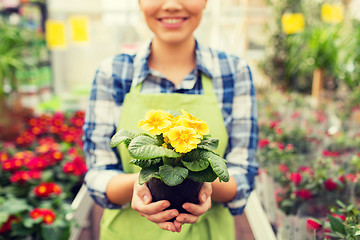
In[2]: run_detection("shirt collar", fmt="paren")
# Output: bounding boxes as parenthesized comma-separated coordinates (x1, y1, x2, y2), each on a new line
(132, 39, 214, 86)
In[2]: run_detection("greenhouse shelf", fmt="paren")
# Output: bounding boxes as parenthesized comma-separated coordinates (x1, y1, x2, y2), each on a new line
(245, 192, 277, 240)
(69, 184, 94, 240)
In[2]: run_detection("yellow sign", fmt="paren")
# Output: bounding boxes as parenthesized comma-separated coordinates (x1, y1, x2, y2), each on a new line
(281, 13, 305, 35)
(69, 16, 90, 43)
(45, 20, 67, 50)
(321, 4, 344, 24)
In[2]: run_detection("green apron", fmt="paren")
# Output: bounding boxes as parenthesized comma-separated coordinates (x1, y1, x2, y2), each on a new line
(100, 75, 235, 240)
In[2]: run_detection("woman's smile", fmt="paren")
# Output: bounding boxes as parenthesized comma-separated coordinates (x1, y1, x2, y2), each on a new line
(158, 17, 188, 29)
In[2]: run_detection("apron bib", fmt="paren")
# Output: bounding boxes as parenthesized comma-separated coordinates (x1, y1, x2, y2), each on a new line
(100, 75, 235, 240)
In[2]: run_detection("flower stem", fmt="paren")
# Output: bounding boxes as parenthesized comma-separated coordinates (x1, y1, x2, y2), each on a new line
(175, 153, 185, 164)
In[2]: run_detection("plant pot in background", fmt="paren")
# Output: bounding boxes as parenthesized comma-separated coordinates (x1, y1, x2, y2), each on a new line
(147, 178, 203, 220)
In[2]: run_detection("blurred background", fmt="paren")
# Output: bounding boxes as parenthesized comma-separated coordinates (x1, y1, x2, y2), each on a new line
(1, 0, 360, 239)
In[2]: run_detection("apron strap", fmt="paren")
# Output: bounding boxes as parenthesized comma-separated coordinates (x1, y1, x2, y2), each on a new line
(130, 74, 215, 96)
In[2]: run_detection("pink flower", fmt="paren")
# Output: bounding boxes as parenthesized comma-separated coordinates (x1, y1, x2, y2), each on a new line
(306, 218, 322, 231)
(298, 166, 314, 176)
(291, 111, 301, 119)
(275, 127, 283, 135)
(285, 144, 294, 151)
(338, 175, 345, 183)
(269, 121, 278, 129)
(258, 139, 270, 148)
(279, 164, 289, 174)
(277, 142, 285, 150)
(345, 173, 358, 182)
(332, 213, 346, 221)
(289, 172, 302, 185)
(324, 179, 337, 191)
(322, 150, 339, 157)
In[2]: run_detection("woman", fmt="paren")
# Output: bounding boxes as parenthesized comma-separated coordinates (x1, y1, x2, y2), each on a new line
(83, 0, 258, 239)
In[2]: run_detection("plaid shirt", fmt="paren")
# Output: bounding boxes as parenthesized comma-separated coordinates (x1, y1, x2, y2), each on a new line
(83, 40, 258, 215)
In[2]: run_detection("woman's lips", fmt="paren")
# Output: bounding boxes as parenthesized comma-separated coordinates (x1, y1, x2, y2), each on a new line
(158, 17, 187, 28)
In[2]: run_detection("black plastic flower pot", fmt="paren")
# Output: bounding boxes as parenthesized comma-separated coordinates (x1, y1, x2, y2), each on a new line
(147, 178, 203, 221)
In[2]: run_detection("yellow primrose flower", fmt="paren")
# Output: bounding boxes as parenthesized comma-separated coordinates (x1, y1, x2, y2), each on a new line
(138, 110, 173, 135)
(180, 109, 209, 137)
(167, 126, 201, 153)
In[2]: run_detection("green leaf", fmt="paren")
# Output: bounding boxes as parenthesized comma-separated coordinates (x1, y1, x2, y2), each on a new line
(181, 150, 209, 172)
(128, 135, 181, 159)
(139, 166, 159, 185)
(187, 167, 217, 183)
(41, 222, 71, 240)
(206, 152, 229, 182)
(110, 129, 139, 147)
(23, 217, 41, 228)
(0, 212, 9, 225)
(0, 198, 31, 214)
(197, 138, 219, 152)
(159, 165, 188, 186)
(130, 158, 161, 168)
(328, 214, 346, 235)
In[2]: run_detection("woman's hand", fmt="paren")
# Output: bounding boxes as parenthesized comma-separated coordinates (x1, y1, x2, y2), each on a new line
(175, 182, 212, 228)
(131, 178, 181, 232)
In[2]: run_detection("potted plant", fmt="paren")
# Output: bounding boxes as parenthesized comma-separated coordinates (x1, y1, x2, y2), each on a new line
(0, 20, 42, 141)
(110, 109, 230, 214)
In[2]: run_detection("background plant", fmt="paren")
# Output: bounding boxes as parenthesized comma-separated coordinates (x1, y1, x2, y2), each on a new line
(0, 110, 86, 240)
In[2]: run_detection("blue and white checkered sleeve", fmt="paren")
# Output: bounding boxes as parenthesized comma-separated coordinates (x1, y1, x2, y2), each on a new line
(83, 57, 125, 209)
(224, 59, 259, 215)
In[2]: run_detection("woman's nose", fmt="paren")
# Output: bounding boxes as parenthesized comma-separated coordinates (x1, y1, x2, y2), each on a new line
(162, 0, 182, 11)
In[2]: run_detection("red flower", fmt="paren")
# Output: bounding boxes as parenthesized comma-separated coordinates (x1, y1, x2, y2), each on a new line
(63, 156, 87, 176)
(30, 208, 43, 219)
(357, 152, 360, 157)
(269, 121, 278, 129)
(306, 218, 322, 231)
(289, 172, 302, 185)
(34, 182, 62, 198)
(0, 216, 18, 233)
(10, 171, 30, 183)
(26, 157, 48, 170)
(322, 150, 339, 158)
(332, 213, 346, 221)
(1, 160, 14, 171)
(258, 139, 270, 148)
(30, 208, 56, 224)
(294, 189, 313, 199)
(277, 142, 284, 150)
(338, 175, 345, 183)
(324, 179, 337, 191)
(63, 162, 76, 174)
(42, 209, 56, 224)
(298, 166, 314, 176)
(51, 151, 63, 162)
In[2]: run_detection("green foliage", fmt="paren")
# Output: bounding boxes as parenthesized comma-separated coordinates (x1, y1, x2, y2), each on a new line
(127, 135, 181, 159)
(0, 20, 43, 99)
(260, 0, 359, 93)
(111, 128, 229, 186)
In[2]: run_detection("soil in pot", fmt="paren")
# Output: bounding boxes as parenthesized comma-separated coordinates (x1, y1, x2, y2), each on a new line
(147, 178, 203, 221)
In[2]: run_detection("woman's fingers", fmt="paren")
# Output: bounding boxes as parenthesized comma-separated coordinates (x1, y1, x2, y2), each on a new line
(176, 182, 212, 224)
(131, 181, 181, 227)
(141, 208, 178, 223)
(157, 222, 180, 232)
